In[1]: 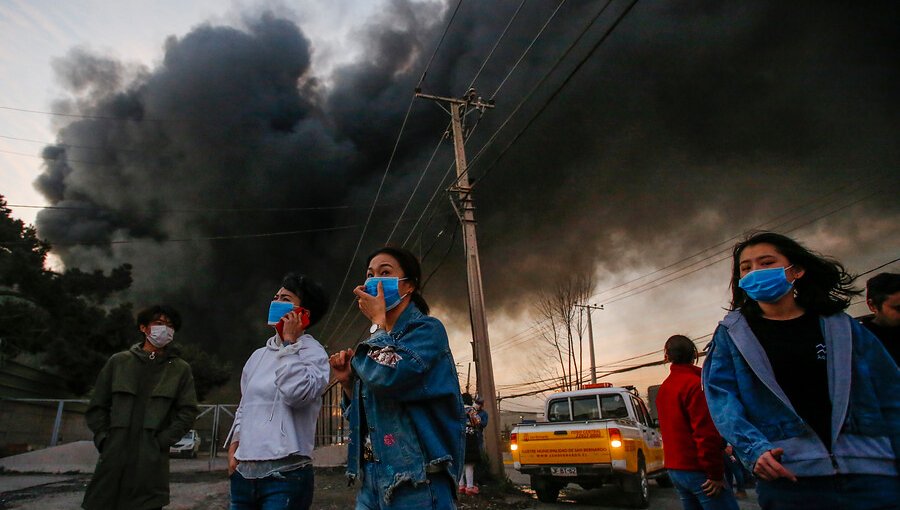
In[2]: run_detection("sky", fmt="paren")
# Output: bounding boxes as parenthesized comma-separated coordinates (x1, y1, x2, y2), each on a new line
(1, 0, 898, 413)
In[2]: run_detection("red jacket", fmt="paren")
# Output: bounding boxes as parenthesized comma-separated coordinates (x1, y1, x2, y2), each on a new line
(656, 363, 724, 480)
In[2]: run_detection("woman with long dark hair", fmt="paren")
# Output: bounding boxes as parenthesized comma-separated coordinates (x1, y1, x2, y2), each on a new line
(329, 246, 464, 510)
(702, 232, 899, 510)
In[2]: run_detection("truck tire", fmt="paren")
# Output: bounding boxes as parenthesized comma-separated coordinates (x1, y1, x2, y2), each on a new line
(626, 458, 650, 509)
(531, 475, 560, 503)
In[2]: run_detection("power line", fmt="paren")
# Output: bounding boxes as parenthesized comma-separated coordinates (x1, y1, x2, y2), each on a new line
(857, 256, 900, 277)
(488, 0, 568, 98)
(0, 223, 361, 247)
(0, 105, 168, 122)
(482, 180, 890, 356)
(602, 187, 887, 305)
(466, 0, 529, 91)
(385, 123, 450, 243)
(417, 0, 464, 88)
(0, 148, 121, 167)
(496, 255, 898, 398)
(320, 3, 467, 338)
(5, 203, 381, 214)
(447, 0, 623, 192)
(397, 0, 579, 252)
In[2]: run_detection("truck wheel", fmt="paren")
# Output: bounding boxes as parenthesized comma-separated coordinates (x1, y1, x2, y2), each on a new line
(626, 460, 650, 509)
(531, 475, 560, 503)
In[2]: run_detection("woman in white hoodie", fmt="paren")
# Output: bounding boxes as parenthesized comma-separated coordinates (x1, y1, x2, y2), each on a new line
(225, 273, 331, 510)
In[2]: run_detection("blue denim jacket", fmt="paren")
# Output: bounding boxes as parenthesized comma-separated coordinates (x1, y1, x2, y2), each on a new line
(342, 303, 465, 504)
(702, 310, 899, 477)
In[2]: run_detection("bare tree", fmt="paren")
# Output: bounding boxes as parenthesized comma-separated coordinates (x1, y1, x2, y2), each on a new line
(531, 273, 595, 392)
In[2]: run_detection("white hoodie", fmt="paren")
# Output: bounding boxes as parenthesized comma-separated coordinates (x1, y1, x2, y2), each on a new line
(225, 333, 329, 460)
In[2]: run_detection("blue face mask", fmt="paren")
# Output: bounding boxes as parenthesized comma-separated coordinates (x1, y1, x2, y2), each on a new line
(267, 301, 296, 325)
(738, 265, 795, 303)
(364, 277, 409, 311)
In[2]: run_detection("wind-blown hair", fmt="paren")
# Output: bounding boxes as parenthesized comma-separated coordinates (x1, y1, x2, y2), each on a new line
(729, 232, 860, 317)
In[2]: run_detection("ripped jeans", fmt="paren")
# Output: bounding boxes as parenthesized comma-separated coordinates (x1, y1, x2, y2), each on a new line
(230, 465, 314, 510)
(355, 461, 455, 510)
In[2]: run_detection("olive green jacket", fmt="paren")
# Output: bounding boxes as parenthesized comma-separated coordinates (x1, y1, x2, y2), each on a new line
(82, 344, 198, 510)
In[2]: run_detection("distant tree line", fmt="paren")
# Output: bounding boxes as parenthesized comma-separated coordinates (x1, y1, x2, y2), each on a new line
(0, 195, 229, 399)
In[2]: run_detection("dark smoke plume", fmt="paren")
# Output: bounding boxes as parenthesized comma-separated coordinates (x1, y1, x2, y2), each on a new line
(34, 1, 900, 366)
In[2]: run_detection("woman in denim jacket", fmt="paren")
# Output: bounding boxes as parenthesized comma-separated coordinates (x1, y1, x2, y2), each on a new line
(330, 247, 465, 510)
(702, 232, 899, 510)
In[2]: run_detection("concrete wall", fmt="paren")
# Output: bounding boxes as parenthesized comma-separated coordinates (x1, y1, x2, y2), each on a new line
(0, 400, 92, 456)
(0, 357, 90, 456)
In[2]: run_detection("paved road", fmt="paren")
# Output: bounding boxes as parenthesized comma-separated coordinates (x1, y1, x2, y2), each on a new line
(504, 457, 758, 509)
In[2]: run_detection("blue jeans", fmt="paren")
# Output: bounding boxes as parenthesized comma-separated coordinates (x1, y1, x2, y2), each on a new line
(355, 461, 455, 510)
(230, 465, 314, 510)
(667, 469, 739, 510)
(757, 474, 900, 510)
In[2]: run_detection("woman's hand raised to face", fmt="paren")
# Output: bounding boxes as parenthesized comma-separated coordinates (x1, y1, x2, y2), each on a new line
(353, 283, 387, 326)
(281, 311, 304, 344)
(329, 349, 355, 386)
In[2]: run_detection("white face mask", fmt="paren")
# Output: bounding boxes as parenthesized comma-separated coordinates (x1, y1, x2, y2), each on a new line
(147, 325, 175, 348)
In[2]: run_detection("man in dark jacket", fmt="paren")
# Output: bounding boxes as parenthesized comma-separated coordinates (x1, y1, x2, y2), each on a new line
(862, 272, 900, 365)
(82, 305, 199, 510)
(657, 335, 738, 510)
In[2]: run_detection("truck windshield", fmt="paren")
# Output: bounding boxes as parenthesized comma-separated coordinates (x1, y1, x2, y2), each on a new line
(599, 394, 629, 419)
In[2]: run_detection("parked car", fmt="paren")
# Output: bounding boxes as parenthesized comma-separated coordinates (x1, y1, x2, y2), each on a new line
(509, 383, 667, 508)
(169, 429, 201, 458)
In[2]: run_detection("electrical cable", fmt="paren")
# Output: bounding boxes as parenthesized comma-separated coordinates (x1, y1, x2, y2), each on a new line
(487, 0, 566, 97)
(480, 180, 891, 355)
(385, 123, 450, 243)
(6, 203, 382, 214)
(0, 223, 361, 247)
(399, 0, 571, 249)
(417, 0, 464, 89)
(320, 1, 468, 340)
(465, 0, 529, 90)
(446, 0, 623, 192)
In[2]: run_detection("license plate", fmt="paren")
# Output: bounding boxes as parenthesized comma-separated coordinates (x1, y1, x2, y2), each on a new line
(550, 467, 577, 477)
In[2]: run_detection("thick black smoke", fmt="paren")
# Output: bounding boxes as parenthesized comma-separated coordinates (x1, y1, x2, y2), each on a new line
(34, 1, 900, 365)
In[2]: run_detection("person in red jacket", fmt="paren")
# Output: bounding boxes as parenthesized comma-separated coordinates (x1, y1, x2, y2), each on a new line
(657, 335, 738, 510)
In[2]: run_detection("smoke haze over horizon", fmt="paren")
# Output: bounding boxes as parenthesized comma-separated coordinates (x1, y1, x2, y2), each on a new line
(24, 0, 900, 377)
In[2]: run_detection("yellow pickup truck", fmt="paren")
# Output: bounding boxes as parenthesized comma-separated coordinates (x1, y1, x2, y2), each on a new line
(509, 384, 667, 508)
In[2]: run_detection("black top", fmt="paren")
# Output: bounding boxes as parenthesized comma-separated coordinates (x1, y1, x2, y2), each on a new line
(747, 312, 832, 450)
(861, 317, 900, 367)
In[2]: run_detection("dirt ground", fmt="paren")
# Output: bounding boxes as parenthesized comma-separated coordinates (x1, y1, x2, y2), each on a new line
(0, 468, 532, 509)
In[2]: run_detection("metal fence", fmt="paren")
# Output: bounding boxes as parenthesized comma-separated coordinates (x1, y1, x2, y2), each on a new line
(1, 382, 346, 461)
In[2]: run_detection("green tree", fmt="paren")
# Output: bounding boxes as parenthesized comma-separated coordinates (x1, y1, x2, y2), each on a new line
(0, 196, 230, 397)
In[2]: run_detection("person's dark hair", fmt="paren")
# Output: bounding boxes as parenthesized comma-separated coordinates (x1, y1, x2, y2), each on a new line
(365, 246, 430, 315)
(461, 392, 474, 406)
(664, 335, 697, 364)
(136, 305, 182, 331)
(281, 273, 330, 328)
(729, 232, 860, 317)
(867, 273, 900, 309)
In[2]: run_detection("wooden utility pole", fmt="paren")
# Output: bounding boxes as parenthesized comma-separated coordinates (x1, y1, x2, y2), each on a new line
(574, 303, 604, 384)
(414, 88, 504, 477)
